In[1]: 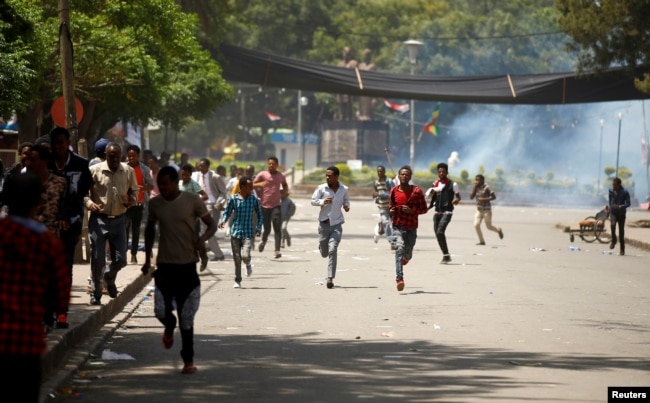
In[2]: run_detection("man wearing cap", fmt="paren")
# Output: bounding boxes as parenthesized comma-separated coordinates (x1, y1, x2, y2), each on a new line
(85, 142, 138, 305)
(90, 138, 110, 167)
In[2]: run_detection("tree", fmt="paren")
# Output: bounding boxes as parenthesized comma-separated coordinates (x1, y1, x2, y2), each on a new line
(8, 0, 233, 151)
(557, 0, 650, 93)
(0, 2, 50, 120)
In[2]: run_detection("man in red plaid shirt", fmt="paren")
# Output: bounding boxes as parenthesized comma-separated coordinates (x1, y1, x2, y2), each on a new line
(389, 165, 428, 292)
(0, 173, 71, 402)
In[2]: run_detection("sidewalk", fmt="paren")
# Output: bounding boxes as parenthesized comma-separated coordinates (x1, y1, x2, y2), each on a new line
(40, 251, 154, 402)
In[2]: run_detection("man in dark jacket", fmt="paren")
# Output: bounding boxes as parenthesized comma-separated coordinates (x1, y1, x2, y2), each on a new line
(48, 127, 92, 325)
(428, 162, 461, 264)
(605, 177, 631, 256)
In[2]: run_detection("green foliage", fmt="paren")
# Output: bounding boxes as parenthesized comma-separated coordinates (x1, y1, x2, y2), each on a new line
(429, 162, 438, 175)
(604, 166, 616, 178)
(616, 167, 633, 181)
(460, 169, 469, 183)
(545, 171, 554, 182)
(0, 1, 49, 118)
(7, 0, 233, 143)
(557, 0, 650, 93)
(527, 170, 536, 181)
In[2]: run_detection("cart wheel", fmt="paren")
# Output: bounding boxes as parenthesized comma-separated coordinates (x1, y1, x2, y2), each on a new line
(570, 234, 575, 242)
(596, 216, 611, 244)
(579, 216, 598, 243)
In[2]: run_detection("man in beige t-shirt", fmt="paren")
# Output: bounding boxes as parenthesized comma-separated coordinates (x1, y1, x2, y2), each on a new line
(142, 166, 217, 375)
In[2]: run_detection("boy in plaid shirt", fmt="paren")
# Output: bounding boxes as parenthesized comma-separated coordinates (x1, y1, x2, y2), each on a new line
(219, 176, 263, 288)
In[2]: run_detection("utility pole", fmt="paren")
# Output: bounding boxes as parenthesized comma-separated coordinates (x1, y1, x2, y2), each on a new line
(58, 0, 81, 153)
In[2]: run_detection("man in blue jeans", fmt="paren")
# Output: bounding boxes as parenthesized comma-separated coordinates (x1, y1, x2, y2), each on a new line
(605, 177, 631, 256)
(85, 143, 137, 304)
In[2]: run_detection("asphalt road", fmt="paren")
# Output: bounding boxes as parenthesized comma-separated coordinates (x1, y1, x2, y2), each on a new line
(53, 199, 650, 402)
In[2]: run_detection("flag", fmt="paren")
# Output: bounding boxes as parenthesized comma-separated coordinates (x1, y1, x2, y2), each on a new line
(265, 111, 281, 121)
(423, 103, 440, 136)
(382, 98, 410, 114)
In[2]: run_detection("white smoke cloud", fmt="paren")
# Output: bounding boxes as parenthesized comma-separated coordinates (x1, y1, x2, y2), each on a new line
(416, 100, 650, 204)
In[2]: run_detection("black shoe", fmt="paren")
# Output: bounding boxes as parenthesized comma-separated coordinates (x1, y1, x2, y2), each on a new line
(476, 241, 485, 245)
(90, 296, 102, 306)
(441, 255, 452, 264)
(258, 241, 266, 252)
(130, 254, 138, 264)
(287, 238, 291, 247)
(326, 278, 334, 289)
(498, 229, 504, 239)
(609, 241, 616, 250)
(103, 271, 118, 298)
(106, 283, 118, 298)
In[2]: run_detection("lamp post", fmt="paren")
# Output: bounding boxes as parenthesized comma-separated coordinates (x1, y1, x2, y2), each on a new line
(297, 90, 308, 178)
(404, 40, 423, 169)
(615, 112, 623, 178)
(598, 119, 604, 191)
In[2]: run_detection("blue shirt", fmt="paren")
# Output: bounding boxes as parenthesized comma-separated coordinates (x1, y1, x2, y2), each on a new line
(311, 182, 350, 226)
(220, 193, 263, 238)
(608, 186, 631, 215)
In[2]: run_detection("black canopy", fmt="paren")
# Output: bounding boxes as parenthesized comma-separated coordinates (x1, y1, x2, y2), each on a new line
(218, 44, 650, 105)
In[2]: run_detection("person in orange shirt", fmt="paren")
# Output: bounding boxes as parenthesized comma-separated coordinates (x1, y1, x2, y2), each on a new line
(125, 145, 154, 264)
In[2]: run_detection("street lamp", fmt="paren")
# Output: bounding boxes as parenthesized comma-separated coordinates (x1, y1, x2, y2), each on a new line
(615, 112, 623, 178)
(297, 90, 308, 178)
(404, 39, 423, 169)
(598, 119, 604, 191)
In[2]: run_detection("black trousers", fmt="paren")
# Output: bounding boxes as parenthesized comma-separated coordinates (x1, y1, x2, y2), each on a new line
(261, 206, 282, 252)
(125, 205, 144, 255)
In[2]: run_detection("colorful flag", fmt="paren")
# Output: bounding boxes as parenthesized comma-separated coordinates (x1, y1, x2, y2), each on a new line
(382, 98, 410, 114)
(423, 103, 440, 136)
(265, 111, 281, 121)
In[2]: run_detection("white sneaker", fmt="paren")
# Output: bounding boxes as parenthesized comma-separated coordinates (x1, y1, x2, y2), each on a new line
(233, 282, 241, 288)
(246, 264, 253, 277)
(373, 235, 379, 243)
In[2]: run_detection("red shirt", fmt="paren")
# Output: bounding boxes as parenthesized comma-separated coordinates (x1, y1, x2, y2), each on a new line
(0, 217, 70, 356)
(389, 185, 428, 229)
(133, 164, 144, 203)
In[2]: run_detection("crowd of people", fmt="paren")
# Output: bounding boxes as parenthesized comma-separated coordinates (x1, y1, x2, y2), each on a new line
(0, 128, 632, 391)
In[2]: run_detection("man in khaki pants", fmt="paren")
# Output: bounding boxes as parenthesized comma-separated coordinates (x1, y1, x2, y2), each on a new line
(469, 174, 503, 246)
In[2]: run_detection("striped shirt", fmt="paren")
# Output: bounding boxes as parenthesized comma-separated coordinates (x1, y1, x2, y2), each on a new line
(179, 179, 202, 195)
(220, 193, 263, 239)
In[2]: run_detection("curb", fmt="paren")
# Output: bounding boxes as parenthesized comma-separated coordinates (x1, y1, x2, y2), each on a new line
(39, 272, 153, 403)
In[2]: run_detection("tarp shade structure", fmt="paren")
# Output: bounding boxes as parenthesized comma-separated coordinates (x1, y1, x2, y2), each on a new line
(218, 44, 650, 105)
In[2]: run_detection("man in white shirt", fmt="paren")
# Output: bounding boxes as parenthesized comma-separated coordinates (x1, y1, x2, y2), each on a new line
(310, 166, 350, 289)
(192, 158, 227, 260)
